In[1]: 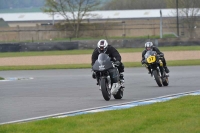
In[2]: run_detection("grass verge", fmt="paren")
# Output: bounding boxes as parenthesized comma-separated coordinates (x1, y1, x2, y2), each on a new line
(0, 95, 199, 133)
(0, 77, 5, 80)
(0, 59, 199, 71)
(0, 46, 200, 57)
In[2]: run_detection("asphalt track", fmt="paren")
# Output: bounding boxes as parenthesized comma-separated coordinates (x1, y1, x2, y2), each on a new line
(0, 66, 200, 124)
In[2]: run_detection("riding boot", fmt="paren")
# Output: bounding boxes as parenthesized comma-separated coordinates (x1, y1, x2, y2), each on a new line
(96, 78, 99, 85)
(119, 73, 125, 88)
(147, 66, 151, 74)
(162, 58, 169, 73)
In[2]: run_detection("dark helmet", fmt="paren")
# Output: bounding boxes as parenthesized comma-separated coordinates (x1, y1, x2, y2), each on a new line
(145, 42, 153, 51)
(97, 39, 108, 53)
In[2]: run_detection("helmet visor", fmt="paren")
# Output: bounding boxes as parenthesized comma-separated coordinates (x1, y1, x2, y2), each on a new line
(100, 41, 105, 51)
(147, 47, 151, 51)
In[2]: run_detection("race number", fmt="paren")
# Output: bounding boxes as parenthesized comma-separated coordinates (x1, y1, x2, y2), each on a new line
(147, 56, 156, 63)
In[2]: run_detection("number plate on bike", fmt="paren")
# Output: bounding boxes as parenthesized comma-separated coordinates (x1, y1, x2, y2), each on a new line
(147, 56, 156, 63)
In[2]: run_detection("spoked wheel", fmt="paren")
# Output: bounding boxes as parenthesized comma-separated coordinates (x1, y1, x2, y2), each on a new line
(113, 87, 123, 99)
(153, 70, 162, 87)
(100, 78, 111, 101)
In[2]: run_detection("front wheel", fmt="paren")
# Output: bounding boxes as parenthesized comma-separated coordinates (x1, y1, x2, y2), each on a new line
(153, 70, 162, 87)
(113, 87, 123, 99)
(162, 77, 169, 86)
(101, 78, 111, 101)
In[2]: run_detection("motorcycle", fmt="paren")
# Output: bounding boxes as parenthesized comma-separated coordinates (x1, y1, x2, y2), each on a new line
(92, 53, 124, 101)
(143, 50, 169, 87)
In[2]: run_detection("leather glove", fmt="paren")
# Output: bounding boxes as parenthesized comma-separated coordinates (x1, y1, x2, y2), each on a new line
(115, 61, 121, 66)
(159, 53, 164, 57)
(92, 72, 96, 79)
(141, 60, 145, 64)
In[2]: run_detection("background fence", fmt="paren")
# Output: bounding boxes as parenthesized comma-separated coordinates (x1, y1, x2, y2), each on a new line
(1, 17, 200, 42)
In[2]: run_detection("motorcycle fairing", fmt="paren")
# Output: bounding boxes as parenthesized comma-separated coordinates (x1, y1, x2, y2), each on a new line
(92, 53, 113, 71)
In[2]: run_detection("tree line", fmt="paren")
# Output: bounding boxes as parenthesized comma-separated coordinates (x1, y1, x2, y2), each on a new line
(1, 0, 200, 10)
(1, 0, 199, 38)
(42, 0, 200, 38)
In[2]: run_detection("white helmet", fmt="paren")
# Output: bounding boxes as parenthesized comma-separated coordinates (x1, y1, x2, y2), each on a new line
(97, 39, 108, 53)
(145, 42, 153, 51)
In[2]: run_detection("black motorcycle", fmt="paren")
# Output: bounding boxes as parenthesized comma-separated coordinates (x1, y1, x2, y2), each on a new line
(143, 50, 169, 87)
(92, 53, 124, 101)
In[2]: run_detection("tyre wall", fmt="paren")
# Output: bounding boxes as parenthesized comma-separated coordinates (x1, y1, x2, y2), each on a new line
(0, 42, 78, 52)
(0, 38, 199, 52)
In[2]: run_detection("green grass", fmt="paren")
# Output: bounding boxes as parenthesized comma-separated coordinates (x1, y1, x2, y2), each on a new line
(125, 59, 200, 67)
(118, 46, 200, 53)
(0, 64, 91, 71)
(0, 95, 199, 133)
(0, 49, 94, 57)
(158, 46, 200, 51)
(0, 59, 199, 71)
(167, 59, 200, 66)
(0, 46, 199, 71)
(0, 77, 5, 80)
(0, 46, 200, 57)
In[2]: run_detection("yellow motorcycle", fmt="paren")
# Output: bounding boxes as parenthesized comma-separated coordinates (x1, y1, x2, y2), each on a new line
(143, 50, 169, 87)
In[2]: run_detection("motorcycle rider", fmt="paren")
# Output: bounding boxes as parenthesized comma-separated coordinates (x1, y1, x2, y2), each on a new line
(141, 41, 170, 74)
(91, 39, 125, 87)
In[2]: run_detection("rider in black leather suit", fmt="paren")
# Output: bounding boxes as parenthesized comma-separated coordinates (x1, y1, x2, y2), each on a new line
(91, 39, 125, 85)
(141, 42, 170, 74)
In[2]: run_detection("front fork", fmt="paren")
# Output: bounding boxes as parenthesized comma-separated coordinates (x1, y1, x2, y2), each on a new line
(158, 59, 165, 77)
(150, 65, 163, 77)
(159, 66, 164, 77)
(98, 75, 112, 90)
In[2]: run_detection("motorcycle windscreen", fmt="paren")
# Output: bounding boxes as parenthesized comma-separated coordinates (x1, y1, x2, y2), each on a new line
(92, 53, 113, 71)
(145, 50, 157, 58)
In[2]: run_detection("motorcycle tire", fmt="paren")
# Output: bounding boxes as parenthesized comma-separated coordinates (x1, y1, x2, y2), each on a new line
(101, 78, 111, 101)
(162, 77, 169, 86)
(153, 70, 162, 87)
(113, 87, 123, 99)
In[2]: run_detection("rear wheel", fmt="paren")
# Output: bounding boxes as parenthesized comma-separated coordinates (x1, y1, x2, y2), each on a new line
(101, 78, 111, 101)
(153, 70, 162, 87)
(113, 87, 123, 99)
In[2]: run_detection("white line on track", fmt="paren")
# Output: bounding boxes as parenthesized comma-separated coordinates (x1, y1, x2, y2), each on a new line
(0, 90, 199, 125)
(0, 77, 34, 81)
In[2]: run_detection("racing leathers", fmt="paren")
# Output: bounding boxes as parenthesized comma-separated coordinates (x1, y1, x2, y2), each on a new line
(91, 45, 124, 83)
